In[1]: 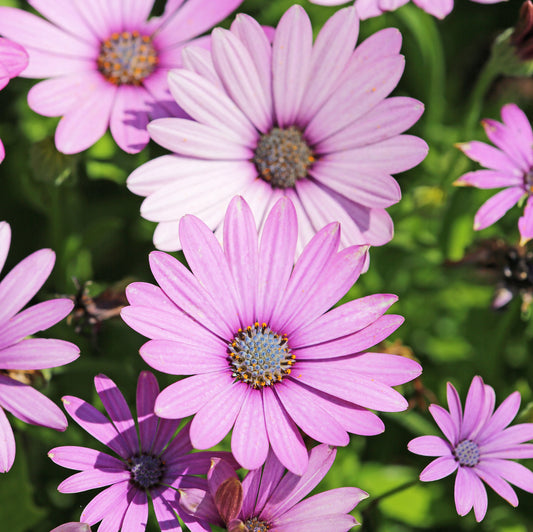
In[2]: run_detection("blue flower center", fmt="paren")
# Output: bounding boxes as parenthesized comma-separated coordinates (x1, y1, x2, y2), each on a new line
(244, 517, 271, 531)
(253, 127, 314, 189)
(97, 31, 158, 85)
(128, 454, 164, 488)
(228, 322, 295, 389)
(454, 439, 480, 467)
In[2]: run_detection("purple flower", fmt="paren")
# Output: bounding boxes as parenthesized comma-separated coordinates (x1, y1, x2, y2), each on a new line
(0, 221, 79, 473)
(180, 444, 367, 532)
(0, 0, 243, 154)
(49, 371, 235, 531)
(309, 0, 506, 20)
(50, 524, 91, 532)
(455, 103, 533, 245)
(127, 5, 427, 253)
(408, 376, 533, 522)
(0, 37, 28, 162)
(121, 195, 422, 475)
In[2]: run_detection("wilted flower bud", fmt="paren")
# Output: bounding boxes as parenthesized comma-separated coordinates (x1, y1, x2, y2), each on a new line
(511, 0, 533, 60)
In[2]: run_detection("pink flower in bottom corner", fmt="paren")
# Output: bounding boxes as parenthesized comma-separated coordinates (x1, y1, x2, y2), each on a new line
(408, 376, 533, 522)
(455, 103, 533, 245)
(0, 221, 79, 473)
(49, 371, 236, 532)
(50, 524, 91, 532)
(0, 37, 28, 162)
(309, 0, 506, 20)
(180, 444, 368, 532)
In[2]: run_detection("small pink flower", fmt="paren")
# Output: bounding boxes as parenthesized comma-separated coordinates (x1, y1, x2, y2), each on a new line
(409, 376, 533, 522)
(0, 0, 243, 154)
(0, 222, 79, 473)
(456, 103, 533, 245)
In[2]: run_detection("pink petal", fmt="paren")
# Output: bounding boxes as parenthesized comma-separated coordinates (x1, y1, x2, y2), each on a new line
(475, 463, 519, 507)
(454, 169, 522, 189)
(135, 371, 159, 454)
(408, 435, 452, 457)
(57, 468, 131, 493)
(419, 456, 458, 482)
(0, 38, 28, 78)
(501, 103, 533, 167)
(473, 187, 524, 231)
(458, 141, 522, 174)
(80, 481, 130, 525)
(0, 222, 10, 276)
(482, 118, 530, 171)
(519, 196, 533, 244)
(0, 338, 79, 370)
(429, 404, 458, 445)
(121, 489, 148, 532)
(0, 407, 15, 472)
(477, 391, 520, 442)
(48, 446, 124, 471)
(460, 376, 486, 439)
(454, 466, 475, 517)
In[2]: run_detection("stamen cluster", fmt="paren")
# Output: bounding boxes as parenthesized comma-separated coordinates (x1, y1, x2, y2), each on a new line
(128, 454, 164, 489)
(243, 517, 271, 531)
(453, 440, 480, 467)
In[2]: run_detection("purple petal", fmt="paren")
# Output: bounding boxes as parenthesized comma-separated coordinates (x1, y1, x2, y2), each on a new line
(61, 395, 130, 457)
(96, 482, 135, 531)
(474, 187, 524, 231)
(519, 196, 533, 244)
(0, 222, 11, 276)
(0, 338, 79, 370)
(446, 382, 463, 433)
(460, 376, 489, 440)
(152, 489, 183, 531)
(181, 45, 221, 88)
(158, 419, 191, 460)
(80, 480, 130, 525)
(0, 407, 15, 472)
(458, 141, 522, 174)
(241, 468, 262, 517)
(481, 443, 533, 460)
(136, 371, 159, 454)
(58, 468, 130, 493)
(155, 371, 234, 419)
(231, 389, 269, 470)
(481, 424, 533, 450)
(253, 448, 286, 516)
(429, 404, 458, 445)
(477, 391, 520, 442)
(478, 459, 533, 494)
(470, 471, 488, 522)
(454, 466, 475, 517)
(481, 118, 530, 171)
(263, 386, 308, 475)
(475, 462, 519, 507)
(121, 489, 148, 532)
(454, 169, 522, 189)
(272, 516, 357, 532)
(0, 375, 66, 430)
(272, 5, 313, 128)
(190, 383, 248, 450)
(0, 248, 55, 326)
(121, 0, 154, 31)
(48, 446, 124, 471)
(408, 435, 452, 457)
(419, 456, 458, 482)
(50, 523, 91, 532)
(501, 103, 533, 167)
(0, 37, 28, 79)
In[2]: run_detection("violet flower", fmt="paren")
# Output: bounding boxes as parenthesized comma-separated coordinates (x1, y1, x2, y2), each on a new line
(408, 376, 533, 522)
(0, 0, 243, 154)
(0, 37, 28, 162)
(0, 221, 79, 473)
(121, 195, 422, 475)
(180, 444, 367, 531)
(455, 103, 533, 245)
(49, 371, 235, 531)
(50, 524, 91, 532)
(128, 5, 427, 253)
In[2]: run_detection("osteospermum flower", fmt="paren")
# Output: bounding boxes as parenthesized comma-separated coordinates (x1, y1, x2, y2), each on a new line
(121, 196, 422, 474)
(127, 5, 427, 253)
(309, 0, 506, 20)
(49, 371, 236, 531)
(408, 376, 533, 522)
(455, 103, 533, 245)
(0, 0, 243, 154)
(51, 524, 90, 532)
(0, 221, 79, 473)
(0, 37, 28, 162)
(180, 444, 367, 531)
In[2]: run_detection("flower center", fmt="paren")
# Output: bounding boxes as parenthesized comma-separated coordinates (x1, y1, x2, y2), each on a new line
(243, 517, 271, 531)
(228, 322, 295, 389)
(97, 31, 158, 85)
(454, 440, 480, 467)
(253, 127, 314, 189)
(128, 454, 164, 488)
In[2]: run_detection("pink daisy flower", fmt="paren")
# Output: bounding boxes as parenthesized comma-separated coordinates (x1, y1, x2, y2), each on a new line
(455, 103, 533, 245)
(309, 0, 506, 20)
(49, 371, 236, 531)
(121, 195, 422, 475)
(127, 5, 427, 253)
(408, 376, 533, 522)
(51, 524, 91, 532)
(180, 444, 368, 531)
(0, 0, 243, 154)
(0, 221, 79, 473)
(0, 37, 28, 162)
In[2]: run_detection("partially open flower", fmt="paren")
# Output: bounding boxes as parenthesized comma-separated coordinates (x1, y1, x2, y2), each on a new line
(511, 1, 533, 61)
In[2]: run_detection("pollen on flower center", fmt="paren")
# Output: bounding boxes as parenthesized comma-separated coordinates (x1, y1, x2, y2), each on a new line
(243, 516, 271, 531)
(228, 322, 295, 389)
(128, 454, 164, 488)
(253, 127, 314, 189)
(97, 31, 158, 86)
(454, 439, 480, 467)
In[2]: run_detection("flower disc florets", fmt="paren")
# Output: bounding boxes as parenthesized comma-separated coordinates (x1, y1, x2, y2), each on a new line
(244, 517, 271, 531)
(128, 454, 164, 489)
(228, 322, 295, 389)
(253, 127, 314, 189)
(97, 31, 158, 85)
(453, 440, 480, 467)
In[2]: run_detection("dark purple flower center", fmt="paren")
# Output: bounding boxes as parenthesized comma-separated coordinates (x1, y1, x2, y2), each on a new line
(128, 454, 164, 488)
(454, 439, 480, 467)
(97, 31, 158, 85)
(228, 322, 295, 389)
(253, 127, 314, 189)
(243, 517, 271, 531)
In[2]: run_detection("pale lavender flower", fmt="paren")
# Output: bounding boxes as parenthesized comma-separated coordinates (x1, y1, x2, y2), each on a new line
(455, 103, 533, 245)
(0, 0, 243, 154)
(121, 195, 422, 475)
(408, 376, 533, 522)
(128, 4, 427, 253)
(49, 371, 235, 531)
(0, 37, 28, 162)
(0, 221, 79, 473)
(50, 524, 91, 532)
(180, 444, 367, 531)
(310, 0, 506, 20)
